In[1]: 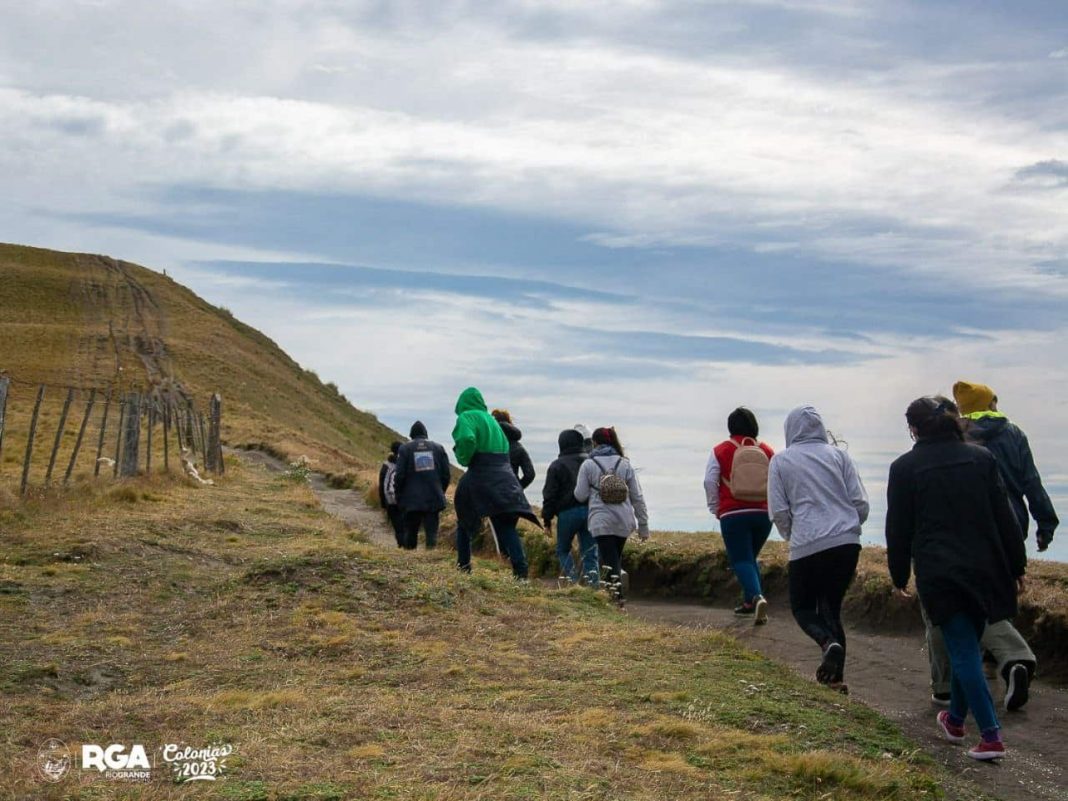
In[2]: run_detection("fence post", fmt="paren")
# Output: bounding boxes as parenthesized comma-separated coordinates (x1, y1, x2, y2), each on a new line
(198, 413, 208, 469)
(20, 385, 45, 496)
(162, 401, 171, 472)
(0, 375, 9, 472)
(120, 393, 141, 477)
(64, 388, 96, 485)
(113, 398, 126, 478)
(185, 405, 196, 454)
(94, 391, 111, 477)
(46, 387, 75, 485)
(145, 402, 154, 474)
(206, 394, 222, 473)
(172, 400, 185, 452)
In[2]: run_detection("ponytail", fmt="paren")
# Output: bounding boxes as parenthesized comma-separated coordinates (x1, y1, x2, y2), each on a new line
(906, 396, 965, 442)
(591, 426, 625, 458)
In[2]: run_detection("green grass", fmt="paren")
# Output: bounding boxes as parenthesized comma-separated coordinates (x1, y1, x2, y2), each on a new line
(0, 461, 951, 799)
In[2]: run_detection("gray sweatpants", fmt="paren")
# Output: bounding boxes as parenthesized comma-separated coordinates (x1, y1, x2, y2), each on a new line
(922, 605, 1036, 694)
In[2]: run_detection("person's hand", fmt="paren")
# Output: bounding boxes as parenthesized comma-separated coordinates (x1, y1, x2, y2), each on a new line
(1037, 530, 1053, 552)
(892, 587, 912, 601)
(1017, 575, 1027, 594)
(544, 520, 552, 535)
(637, 525, 650, 542)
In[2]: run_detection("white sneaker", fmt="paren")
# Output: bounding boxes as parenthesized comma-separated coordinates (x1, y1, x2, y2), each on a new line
(754, 596, 769, 626)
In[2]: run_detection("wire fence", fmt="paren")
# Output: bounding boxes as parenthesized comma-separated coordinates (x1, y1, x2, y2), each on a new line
(0, 373, 223, 496)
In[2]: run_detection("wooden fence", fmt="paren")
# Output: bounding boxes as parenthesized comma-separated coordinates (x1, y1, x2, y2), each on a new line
(0, 374, 223, 496)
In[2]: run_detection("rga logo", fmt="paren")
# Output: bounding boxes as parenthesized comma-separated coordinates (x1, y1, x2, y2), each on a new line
(82, 744, 153, 781)
(162, 743, 233, 782)
(37, 739, 72, 783)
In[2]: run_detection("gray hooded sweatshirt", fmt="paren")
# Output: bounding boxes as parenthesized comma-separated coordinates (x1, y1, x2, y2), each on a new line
(767, 405, 869, 561)
(574, 445, 649, 540)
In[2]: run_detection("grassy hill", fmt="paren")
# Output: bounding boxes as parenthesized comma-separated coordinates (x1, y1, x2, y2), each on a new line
(0, 243, 398, 488)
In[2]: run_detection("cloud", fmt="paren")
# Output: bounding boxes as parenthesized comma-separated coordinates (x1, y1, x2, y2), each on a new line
(1013, 159, 1068, 190)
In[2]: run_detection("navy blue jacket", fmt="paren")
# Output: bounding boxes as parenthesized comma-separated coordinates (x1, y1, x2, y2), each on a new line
(454, 452, 539, 533)
(966, 415, 1058, 543)
(394, 436, 451, 513)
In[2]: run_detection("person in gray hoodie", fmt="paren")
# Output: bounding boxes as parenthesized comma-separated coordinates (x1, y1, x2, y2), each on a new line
(573, 426, 649, 607)
(768, 405, 869, 688)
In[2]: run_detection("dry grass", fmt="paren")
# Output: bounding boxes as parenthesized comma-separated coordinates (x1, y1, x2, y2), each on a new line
(0, 460, 950, 800)
(0, 242, 399, 496)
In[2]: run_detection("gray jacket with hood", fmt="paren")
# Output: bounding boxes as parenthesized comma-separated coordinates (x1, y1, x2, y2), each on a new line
(574, 445, 649, 539)
(767, 406, 869, 561)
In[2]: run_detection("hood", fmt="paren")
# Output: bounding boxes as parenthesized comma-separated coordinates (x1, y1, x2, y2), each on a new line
(784, 405, 829, 446)
(967, 414, 1009, 444)
(591, 444, 618, 458)
(557, 429, 584, 455)
(409, 420, 428, 439)
(499, 420, 522, 443)
(455, 387, 487, 415)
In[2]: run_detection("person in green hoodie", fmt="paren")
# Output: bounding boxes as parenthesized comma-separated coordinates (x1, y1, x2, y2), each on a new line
(451, 387, 540, 578)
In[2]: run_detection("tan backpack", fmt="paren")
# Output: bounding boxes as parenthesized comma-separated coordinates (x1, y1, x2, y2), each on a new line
(723, 438, 769, 502)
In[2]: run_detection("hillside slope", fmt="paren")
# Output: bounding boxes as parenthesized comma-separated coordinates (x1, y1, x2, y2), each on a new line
(0, 243, 398, 482)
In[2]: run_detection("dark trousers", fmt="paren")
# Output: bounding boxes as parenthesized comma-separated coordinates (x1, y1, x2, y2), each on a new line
(402, 510, 439, 550)
(789, 543, 860, 654)
(720, 511, 772, 603)
(596, 535, 628, 600)
(942, 612, 1000, 734)
(457, 513, 528, 578)
(386, 505, 405, 547)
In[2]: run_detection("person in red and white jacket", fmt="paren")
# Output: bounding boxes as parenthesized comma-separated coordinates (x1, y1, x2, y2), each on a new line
(703, 407, 776, 623)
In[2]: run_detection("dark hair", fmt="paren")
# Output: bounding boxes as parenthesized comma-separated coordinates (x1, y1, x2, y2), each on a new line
(727, 407, 759, 438)
(390, 440, 402, 455)
(906, 396, 964, 442)
(592, 426, 625, 457)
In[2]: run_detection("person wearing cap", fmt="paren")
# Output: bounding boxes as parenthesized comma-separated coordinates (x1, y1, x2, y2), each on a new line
(542, 429, 598, 585)
(452, 387, 540, 578)
(952, 381, 1058, 552)
(393, 421, 452, 550)
(573, 424, 594, 455)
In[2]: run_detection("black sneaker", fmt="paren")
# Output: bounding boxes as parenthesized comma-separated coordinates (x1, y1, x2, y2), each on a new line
(1004, 663, 1030, 711)
(734, 601, 756, 617)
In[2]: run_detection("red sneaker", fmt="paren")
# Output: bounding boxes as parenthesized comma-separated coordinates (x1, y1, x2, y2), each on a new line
(936, 710, 965, 743)
(968, 739, 1006, 761)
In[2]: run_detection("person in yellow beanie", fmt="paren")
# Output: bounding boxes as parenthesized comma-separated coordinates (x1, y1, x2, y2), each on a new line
(952, 381, 996, 416)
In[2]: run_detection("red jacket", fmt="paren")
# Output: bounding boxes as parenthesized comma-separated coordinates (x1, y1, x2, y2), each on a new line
(705, 436, 775, 518)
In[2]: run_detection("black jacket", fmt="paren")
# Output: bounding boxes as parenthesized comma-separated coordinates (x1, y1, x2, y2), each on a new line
(498, 421, 536, 489)
(394, 436, 451, 513)
(886, 437, 1026, 626)
(541, 430, 587, 524)
(966, 415, 1058, 541)
(454, 452, 540, 533)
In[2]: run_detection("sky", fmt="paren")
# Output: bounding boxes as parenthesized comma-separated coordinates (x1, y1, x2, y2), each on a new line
(2, 0, 1066, 559)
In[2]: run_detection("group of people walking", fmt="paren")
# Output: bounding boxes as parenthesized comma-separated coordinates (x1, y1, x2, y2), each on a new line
(379, 380, 1057, 762)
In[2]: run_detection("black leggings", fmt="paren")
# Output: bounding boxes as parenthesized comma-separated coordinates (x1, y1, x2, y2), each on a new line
(789, 543, 860, 655)
(596, 535, 628, 599)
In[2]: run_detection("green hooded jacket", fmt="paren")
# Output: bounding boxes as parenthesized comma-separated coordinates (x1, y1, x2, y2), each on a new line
(452, 387, 509, 467)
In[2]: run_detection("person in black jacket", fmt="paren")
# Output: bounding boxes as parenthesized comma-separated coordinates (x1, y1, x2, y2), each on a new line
(377, 442, 405, 547)
(953, 381, 1059, 551)
(542, 429, 599, 585)
(492, 409, 536, 489)
(886, 396, 1026, 761)
(394, 421, 452, 550)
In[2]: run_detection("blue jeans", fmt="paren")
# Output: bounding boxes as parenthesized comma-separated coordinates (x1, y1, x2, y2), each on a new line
(720, 511, 772, 603)
(941, 612, 1000, 734)
(457, 513, 528, 579)
(555, 506, 598, 586)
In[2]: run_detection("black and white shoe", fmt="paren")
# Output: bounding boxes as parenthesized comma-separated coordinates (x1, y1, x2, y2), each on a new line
(1004, 663, 1030, 711)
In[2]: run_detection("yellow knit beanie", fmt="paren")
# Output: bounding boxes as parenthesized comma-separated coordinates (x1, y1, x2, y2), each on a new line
(952, 381, 996, 415)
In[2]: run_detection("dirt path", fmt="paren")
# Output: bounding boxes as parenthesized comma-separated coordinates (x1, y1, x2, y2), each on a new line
(628, 598, 1068, 801)
(234, 449, 397, 547)
(233, 448, 1066, 800)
